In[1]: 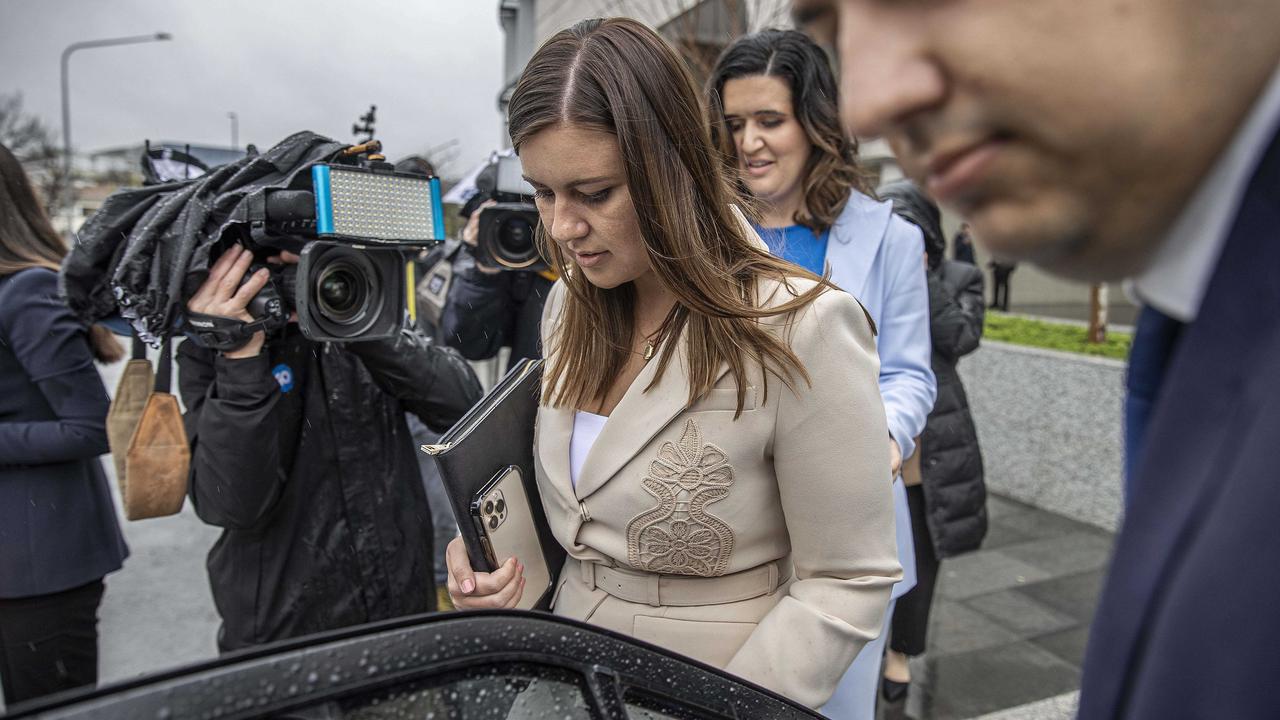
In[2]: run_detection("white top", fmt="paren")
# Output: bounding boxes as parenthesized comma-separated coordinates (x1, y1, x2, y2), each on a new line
(1132, 63, 1280, 322)
(570, 410, 608, 489)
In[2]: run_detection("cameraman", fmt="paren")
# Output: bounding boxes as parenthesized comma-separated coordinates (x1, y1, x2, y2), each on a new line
(177, 244, 482, 652)
(438, 168, 553, 370)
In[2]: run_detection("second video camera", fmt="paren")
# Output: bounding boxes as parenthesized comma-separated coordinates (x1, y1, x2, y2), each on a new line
(475, 155, 545, 272)
(238, 144, 446, 343)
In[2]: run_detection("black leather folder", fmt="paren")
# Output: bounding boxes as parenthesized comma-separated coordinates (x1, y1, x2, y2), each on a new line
(421, 358, 564, 606)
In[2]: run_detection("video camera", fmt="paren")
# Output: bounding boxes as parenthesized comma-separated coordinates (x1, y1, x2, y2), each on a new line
(208, 141, 446, 345)
(473, 155, 545, 272)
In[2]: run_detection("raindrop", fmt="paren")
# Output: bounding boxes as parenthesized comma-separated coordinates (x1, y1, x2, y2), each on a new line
(155, 708, 172, 720)
(306, 671, 319, 684)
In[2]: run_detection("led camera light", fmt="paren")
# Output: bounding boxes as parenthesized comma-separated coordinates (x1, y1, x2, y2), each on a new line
(312, 164, 445, 244)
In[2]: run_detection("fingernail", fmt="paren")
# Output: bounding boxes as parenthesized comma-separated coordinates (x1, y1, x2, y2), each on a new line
(461, 579, 475, 594)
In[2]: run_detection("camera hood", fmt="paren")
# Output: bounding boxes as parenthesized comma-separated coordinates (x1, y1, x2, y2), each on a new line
(62, 131, 446, 345)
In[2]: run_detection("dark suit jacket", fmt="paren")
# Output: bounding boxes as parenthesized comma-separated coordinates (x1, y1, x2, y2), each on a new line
(1078, 129, 1280, 717)
(0, 268, 129, 598)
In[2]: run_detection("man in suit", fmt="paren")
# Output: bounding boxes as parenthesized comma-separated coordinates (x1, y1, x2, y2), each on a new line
(791, 0, 1280, 717)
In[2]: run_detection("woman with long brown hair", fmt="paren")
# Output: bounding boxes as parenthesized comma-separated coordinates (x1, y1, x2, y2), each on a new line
(0, 142, 128, 705)
(707, 29, 937, 718)
(446, 18, 900, 708)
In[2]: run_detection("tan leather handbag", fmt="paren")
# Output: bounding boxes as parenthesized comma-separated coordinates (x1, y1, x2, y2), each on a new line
(107, 336, 189, 520)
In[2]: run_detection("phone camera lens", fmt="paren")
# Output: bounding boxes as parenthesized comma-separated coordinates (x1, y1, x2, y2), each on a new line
(488, 516, 499, 530)
(484, 501, 494, 514)
(495, 499, 506, 514)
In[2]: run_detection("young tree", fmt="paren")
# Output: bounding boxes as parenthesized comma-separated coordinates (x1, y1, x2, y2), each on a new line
(0, 93, 70, 216)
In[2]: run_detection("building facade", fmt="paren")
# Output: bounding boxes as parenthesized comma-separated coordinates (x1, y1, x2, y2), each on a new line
(497, 0, 1130, 322)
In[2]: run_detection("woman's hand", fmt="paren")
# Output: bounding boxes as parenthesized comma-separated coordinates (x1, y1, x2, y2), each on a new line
(445, 536, 526, 609)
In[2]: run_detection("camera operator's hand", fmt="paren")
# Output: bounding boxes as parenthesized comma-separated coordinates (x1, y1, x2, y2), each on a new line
(445, 536, 525, 609)
(188, 245, 270, 359)
(461, 200, 502, 275)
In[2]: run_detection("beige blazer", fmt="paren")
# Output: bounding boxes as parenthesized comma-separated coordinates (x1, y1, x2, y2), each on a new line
(534, 276, 902, 709)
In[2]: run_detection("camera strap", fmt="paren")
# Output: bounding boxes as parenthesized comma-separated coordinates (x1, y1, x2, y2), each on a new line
(183, 311, 283, 353)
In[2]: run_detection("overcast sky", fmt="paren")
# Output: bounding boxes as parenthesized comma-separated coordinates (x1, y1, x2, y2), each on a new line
(0, 0, 506, 179)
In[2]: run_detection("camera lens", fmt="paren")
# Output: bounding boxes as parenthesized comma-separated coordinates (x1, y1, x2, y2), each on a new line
(488, 516, 499, 530)
(304, 246, 388, 340)
(316, 262, 367, 321)
(493, 215, 539, 268)
(484, 500, 494, 515)
(495, 498, 506, 514)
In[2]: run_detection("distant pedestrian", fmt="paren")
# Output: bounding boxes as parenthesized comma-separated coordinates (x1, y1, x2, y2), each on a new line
(989, 259, 1016, 311)
(953, 223, 976, 265)
(879, 181, 988, 706)
(0, 142, 128, 706)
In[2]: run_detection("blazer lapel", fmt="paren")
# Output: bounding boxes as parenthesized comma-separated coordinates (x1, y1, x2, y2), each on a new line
(825, 191, 893, 299)
(573, 329, 729, 500)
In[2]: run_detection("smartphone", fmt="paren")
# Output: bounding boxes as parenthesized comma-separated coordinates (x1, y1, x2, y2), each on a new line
(469, 465, 553, 611)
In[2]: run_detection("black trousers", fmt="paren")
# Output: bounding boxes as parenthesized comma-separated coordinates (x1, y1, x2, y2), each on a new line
(0, 579, 104, 706)
(890, 485, 941, 656)
(991, 270, 1013, 311)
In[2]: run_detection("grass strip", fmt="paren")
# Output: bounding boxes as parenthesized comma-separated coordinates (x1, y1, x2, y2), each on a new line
(984, 313, 1131, 360)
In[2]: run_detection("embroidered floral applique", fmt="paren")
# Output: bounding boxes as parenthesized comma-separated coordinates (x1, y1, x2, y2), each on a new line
(626, 419, 735, 576)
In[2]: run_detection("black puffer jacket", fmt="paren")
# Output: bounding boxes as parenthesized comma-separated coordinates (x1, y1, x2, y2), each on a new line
(919, 260, 988, 558)
(177, 325, 482, 651)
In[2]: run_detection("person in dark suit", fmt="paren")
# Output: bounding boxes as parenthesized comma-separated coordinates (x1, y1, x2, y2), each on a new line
(987, 259, 1015, 311)
(792, 0, 1280, 716)
(0, 143, 128, 705)
(952, 223, 976, 265)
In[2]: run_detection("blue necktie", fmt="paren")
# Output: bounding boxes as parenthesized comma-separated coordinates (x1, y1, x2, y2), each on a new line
(1123, 304, 1183, 501)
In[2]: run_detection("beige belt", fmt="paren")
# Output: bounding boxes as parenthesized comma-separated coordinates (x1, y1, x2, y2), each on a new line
(579, 559, 791, 607)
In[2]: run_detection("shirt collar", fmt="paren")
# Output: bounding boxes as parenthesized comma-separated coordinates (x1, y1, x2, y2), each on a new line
(1132, 63, 1280, 322)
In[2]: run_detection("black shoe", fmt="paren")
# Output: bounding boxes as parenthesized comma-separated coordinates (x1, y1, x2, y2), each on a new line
(881, 677, 909, 704)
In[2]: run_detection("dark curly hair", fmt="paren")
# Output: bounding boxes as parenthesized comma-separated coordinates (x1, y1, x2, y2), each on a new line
(707, 29, 874, 232)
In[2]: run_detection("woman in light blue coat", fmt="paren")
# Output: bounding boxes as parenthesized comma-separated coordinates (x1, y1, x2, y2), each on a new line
(709, 30, 936, 718)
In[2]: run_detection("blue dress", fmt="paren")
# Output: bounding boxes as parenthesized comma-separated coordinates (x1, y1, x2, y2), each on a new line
(754, 224, 830, 276)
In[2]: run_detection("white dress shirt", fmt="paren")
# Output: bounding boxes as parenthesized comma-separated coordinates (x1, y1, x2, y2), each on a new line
(1133, 64, 1280, 322)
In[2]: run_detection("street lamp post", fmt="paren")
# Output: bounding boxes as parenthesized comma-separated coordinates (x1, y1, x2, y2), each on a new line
(228, 111, 239, 150)
(59, 32, 172, 234)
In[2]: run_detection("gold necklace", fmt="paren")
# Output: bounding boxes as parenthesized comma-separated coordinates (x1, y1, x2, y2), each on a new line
(643, 337, 658, 361)
(640, 310, 677, 361)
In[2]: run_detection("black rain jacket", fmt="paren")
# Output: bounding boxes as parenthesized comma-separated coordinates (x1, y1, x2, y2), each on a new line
(439, 250, 550, 371)
(177, 325, 481, 651)
(919, 261, 989, 558)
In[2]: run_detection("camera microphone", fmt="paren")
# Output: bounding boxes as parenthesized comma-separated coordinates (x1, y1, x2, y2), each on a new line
(264, 190, 316, 224)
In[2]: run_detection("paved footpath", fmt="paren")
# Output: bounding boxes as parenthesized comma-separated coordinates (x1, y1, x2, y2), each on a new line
(882, 492, 1111, 720)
